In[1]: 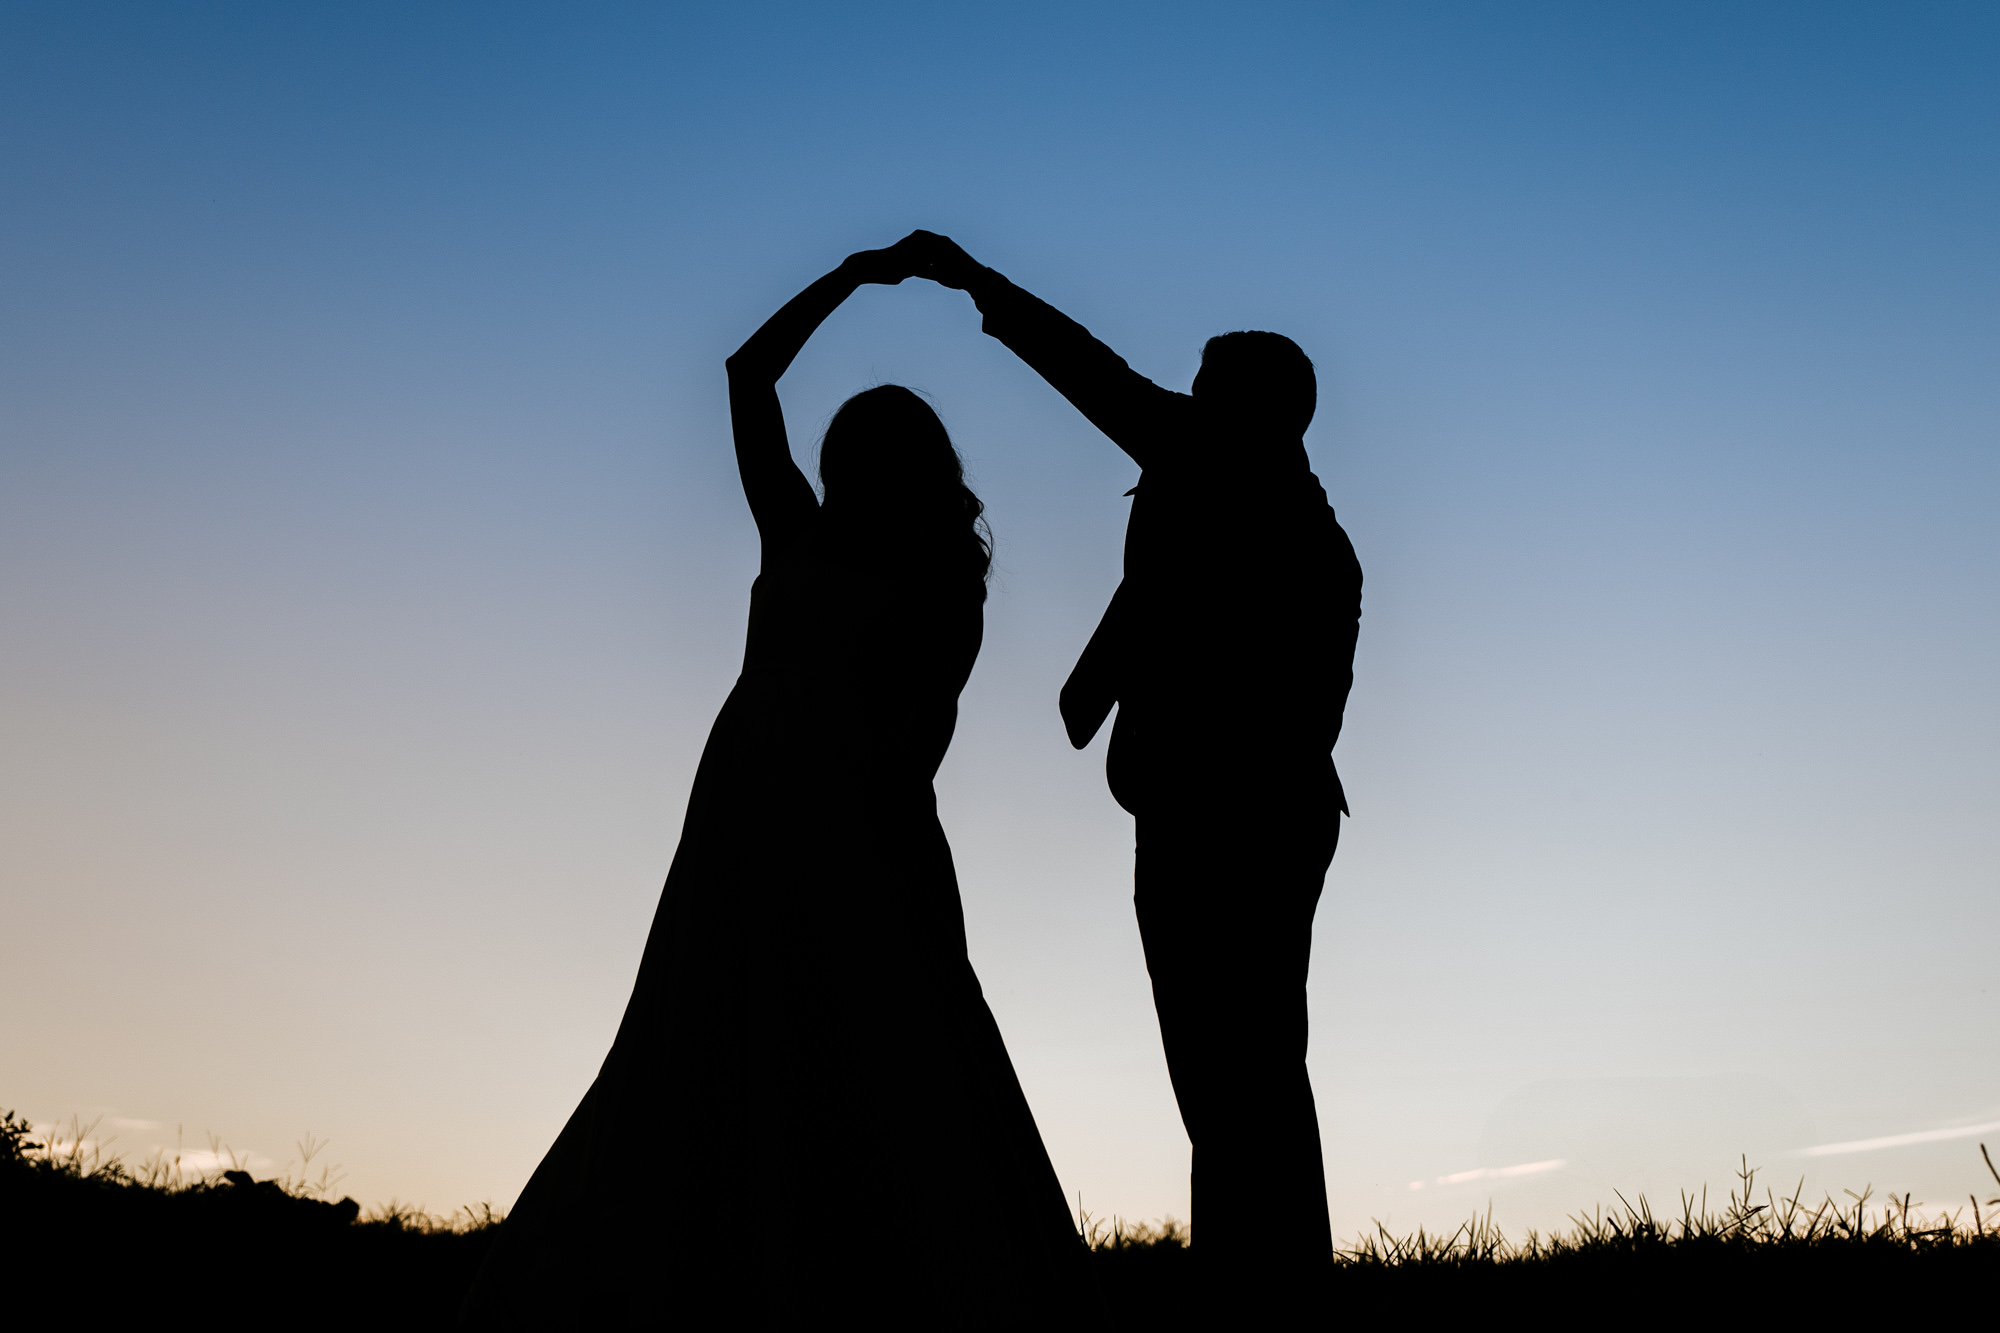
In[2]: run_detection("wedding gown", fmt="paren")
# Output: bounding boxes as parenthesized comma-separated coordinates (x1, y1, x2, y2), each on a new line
(461, 519, 1095, 1326)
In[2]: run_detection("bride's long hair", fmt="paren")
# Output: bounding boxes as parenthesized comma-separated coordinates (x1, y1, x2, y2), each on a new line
(817, 385, 991, 596)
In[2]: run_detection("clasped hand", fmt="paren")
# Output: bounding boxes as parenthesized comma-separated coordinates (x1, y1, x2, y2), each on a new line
(845, 230, 982, 289)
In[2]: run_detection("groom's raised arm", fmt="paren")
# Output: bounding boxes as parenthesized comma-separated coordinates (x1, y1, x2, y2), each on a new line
(913, 235, 1190, 468)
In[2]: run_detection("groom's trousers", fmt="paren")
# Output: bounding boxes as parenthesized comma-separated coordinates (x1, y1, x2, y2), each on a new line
(1135, 799, 1338, 1299)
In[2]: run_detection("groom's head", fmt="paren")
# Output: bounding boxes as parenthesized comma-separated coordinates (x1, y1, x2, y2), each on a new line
(1193, 331, 1316, 444)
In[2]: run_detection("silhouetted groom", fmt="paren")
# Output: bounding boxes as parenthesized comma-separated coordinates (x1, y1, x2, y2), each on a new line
(914, 233, 1362, 1307)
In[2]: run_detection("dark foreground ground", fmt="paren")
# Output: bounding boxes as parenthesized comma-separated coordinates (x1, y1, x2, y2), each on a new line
(7, 1109, 1996, 1326)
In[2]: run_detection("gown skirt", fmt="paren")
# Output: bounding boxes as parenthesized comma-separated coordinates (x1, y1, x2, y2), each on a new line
(461, 563, 1095, 1327)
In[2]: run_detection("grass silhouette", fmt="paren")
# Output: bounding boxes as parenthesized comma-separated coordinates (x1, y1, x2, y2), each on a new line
(1094, 1153, 2000, 1319)
(5, 1105, 1997, 1324)
(0, 1107, 498, 1326)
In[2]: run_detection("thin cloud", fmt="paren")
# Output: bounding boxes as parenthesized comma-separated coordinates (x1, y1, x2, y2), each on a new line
(152, 1147, 281, 1176)
(1408, 1159, 1566, 1191)
(1794, 1120, 2000, 1158)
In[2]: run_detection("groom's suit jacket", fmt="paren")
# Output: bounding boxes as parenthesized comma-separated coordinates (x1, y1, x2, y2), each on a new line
(967, 273, 1362, 820)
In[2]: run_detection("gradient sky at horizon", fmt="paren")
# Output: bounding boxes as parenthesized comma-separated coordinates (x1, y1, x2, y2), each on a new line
(3, 2, 1996, 1237)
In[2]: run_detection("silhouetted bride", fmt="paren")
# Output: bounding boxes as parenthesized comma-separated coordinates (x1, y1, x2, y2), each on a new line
(462, 237, 1095, 1326)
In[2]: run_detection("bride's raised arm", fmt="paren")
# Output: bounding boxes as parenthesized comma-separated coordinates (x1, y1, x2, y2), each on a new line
(724, 240, 920, 548)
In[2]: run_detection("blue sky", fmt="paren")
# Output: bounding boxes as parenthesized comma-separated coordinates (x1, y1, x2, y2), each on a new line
(2, 2, 1995, 1236)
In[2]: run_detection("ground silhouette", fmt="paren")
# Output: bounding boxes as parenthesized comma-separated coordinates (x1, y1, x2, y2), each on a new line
(9, 1112, 1998, 1327)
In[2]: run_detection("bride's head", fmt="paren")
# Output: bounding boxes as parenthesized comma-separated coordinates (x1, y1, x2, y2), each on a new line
(818, 385, 991, 589)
